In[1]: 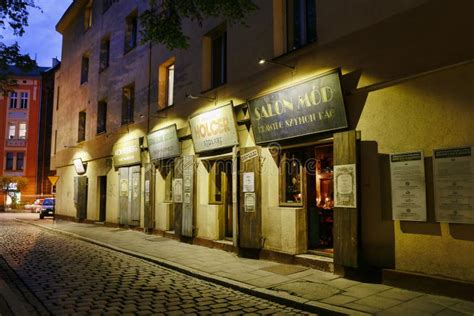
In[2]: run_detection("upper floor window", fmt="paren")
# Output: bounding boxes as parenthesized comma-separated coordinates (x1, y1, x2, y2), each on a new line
(103, 0, 118, 14)
(81, 55, 90, 84)
(211, 31, 227, 88)
(84, 0, 93, 30)
(19, 123, 27, 139)
(9, 92, 17, 109)
(287, 0, 317, 51)
(97, 101, 107, 134)
(158, 57, 175, 109)
(99, 37, 110, 72)
(8, 124, 15, 139)
(5, 152, 14, 170)
(121, 83, 134, 125)
(20, 92, 28, 109)
(124, 11, 138, 54)
(16, 152, 24, 171)
(78, 111, 86, 142)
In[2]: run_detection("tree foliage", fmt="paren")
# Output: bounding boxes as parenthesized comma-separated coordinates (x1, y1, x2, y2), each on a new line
(0, 176, 29, 192)
(140, 0, 258, 50)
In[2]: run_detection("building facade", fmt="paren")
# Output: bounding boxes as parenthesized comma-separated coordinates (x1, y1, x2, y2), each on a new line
(0, 66, 47, 206)
(53, 0, 474, 289)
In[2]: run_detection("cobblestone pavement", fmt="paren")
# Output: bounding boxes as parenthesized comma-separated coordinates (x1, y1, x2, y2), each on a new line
(0, 218, 314, 315)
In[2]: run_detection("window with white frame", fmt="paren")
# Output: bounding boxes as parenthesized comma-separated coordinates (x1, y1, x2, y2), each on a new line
(20, 92, 28, 109)
(8, 124, 16, 139)
(9, 92, 17, 108)
(19, 123, 27, 139)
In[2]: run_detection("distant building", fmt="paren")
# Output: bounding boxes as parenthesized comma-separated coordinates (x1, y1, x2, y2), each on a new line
(0, 65, 48, 205)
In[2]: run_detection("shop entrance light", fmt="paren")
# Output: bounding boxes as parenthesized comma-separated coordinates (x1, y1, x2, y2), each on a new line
(258, 58, 295, 70)
(185, 93, 216, 101)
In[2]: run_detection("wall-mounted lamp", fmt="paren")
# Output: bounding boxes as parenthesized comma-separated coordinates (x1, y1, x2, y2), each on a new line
(258, 58, 295, 70)
(64, 145, 82, 149)
(185, 93, 216, 101)
(139, 112, 166, 119)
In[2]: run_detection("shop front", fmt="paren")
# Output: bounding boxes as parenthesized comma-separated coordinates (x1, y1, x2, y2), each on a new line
(113, 138, 142, 227)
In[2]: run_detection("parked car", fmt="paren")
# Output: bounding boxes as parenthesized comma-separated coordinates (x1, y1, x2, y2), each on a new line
(39, 198, 55, 219)
(25, 199, 44, 213)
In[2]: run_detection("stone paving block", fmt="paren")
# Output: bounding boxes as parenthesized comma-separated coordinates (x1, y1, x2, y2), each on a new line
(377, 287, 424, 301)
(435, 309, 470, 316)
(272, 280, 340, 300)
(343, 302, 381, 313)
(245, 274, 291, 287)
(323, 277, 360, 289)
(450, 300, 474, 314)
(352, 294, 403, 310)
(343, 283, 389, 298)
(320, 294, 358, 305)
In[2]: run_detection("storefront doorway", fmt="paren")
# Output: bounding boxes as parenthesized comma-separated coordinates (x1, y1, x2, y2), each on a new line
(118, 166, 141, 227)
(307, 144, 334, 254)
(98, 176, 107, 222)
(209, 159, 233, 239)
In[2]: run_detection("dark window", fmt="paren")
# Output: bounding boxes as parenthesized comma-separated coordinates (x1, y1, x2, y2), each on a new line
(121, 84, 134, 125)
(84, 0, 93, 30)
(56, 86, 60, 110)
(9, 92, 17, 108)
(211, 31, 227, 88)
(103, 0, 118, 13)
(78, 111, 86, 142)
(16, 152, 24, 170)
(124, 11, 138, 53)
(20, 92, 28, 109)
(6, 152, 14, 170)
(99, 37, 110, 71)
(81, 55, 89, 84)
(97, 101, 107, 134)
(287, 0, 317, 51)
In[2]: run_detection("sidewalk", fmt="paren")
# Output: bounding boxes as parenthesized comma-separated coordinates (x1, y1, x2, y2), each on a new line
(19, 218, 474, 316)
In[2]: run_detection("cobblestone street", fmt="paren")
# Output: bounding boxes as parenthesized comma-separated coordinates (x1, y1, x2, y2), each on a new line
(0, 215, 312, 315)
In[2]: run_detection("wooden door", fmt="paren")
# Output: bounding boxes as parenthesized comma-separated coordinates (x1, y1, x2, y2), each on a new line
(144, 164, 154, 230)
(333, 130, 359, 268)
(98, 176, 107, 222)
(130, 165, 141, 227)
(173, 157, 183, 237)
(118, 167, 129, 225)
(182, 155, 194, 237)
(75, 176, 88, 220)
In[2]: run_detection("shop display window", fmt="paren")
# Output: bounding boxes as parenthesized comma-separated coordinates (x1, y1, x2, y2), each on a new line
(163, 160, 174, 202)
(279, 150, 304, 206)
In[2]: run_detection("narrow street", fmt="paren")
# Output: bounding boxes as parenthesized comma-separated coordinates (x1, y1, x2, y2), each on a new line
(0, 213, 311, 315)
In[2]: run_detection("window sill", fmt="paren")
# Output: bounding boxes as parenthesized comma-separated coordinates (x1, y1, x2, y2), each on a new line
(157, 104, 174, 113)
(201, 82, 226, 95)
(96, 131, 107, 136)
(123, 46, 137, 56)
(99, 66, 109, 74)
(80, 81, 89, 87)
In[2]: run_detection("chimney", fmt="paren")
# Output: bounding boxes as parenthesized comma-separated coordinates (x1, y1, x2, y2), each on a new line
(52, 58, 60, 67)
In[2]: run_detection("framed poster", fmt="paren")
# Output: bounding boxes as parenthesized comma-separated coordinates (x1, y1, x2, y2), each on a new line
(172, 178, 183, 203)
(334, 164, 357, 208)
(390, 151, 427, 221)
(243, 172, 255, 192)
(433, 146, 474, 224)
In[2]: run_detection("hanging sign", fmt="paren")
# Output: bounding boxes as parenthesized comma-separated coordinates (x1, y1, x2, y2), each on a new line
(433, 146, 474, 224)
(248, 69, 347, 144)
(334, 164, 357, 208)
(189, 103, 239, 153)
(390, 151, 427, 221)
(113, 139, 141, 168)
(147, 124, 181, 162)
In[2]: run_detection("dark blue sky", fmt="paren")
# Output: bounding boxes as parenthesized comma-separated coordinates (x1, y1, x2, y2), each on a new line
(2, 0, 72, 68)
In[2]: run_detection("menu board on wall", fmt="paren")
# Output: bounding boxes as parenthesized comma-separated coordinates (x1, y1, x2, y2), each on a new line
(433, 146, 474, 224)
(390, 151, 427, 221)
(189, 103, 239, 153)
(334, 164, 357, 208)
(147, 124, 181, 162)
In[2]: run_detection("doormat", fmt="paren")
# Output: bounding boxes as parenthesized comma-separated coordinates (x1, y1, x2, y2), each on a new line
(260, 264, 308, 276)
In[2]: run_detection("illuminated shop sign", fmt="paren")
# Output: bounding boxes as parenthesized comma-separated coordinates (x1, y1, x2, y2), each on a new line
(248, 69, 348, 144)
(147, 124, 181, 162)
(189, 103, 239, 153)
(112, 138, 141, 168)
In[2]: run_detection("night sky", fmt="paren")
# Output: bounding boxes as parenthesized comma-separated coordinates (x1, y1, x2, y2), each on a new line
(1, 0, 72, 68)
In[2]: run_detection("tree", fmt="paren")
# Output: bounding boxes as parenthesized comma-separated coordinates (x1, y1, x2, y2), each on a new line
(0, 0, 39, 93)
(140, 0, 258, 50)
(0, 176, 29, 208)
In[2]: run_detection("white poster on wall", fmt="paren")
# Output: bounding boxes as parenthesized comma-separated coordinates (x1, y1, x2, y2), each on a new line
(334, 164, 357, 208)
(390, 151, 427, 221)
(172, 178, 183, 203)
(433, 146, 474, 224)
(243, 172, 255, 192)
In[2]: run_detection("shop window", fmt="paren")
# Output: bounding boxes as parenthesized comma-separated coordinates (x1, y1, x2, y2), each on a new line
(158, 57, 175, 109)
(279, 149, 303, 206)
(8, 124, 15, 139)
(124, 10, 138, 54)
(84, 0, 93, 30)
(78, 111, 86, 142)
(97, 101, 107, 134)
(286, 0, 317, 51)
(19, 123, 26, 139)
(99, 37, 110, 72)
(164, 161, 174, 202)
(9, 92, 17, 108)
(16, 152, 24, 170)
(208, 160, 232, 204)
(81, 55, 90, 84)
(121, 83, 134, 125)
(20, 92, 28, 109)
(5, 152, 14, 170)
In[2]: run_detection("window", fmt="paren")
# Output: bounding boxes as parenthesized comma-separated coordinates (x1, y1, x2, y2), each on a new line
(84, 0, 93, 30)
(78, 111, 86, 142)
(121, 84, 134, 125)
(56, 86, 60, 111)
(124, 11, 138, 53)
(158, 57, 175, 109)
(81, 55, 89, 84)
(208, 159, 232, 204)
(5, 152, 14, 170)
(8, 124, 15, 139)
(103, 0, 118, 13)
(279, 149, 303, 205)
(19, 92, 28, 109)
(286, 0, 317, 51)
(97, 101, 107, 134)
(163, 162, 174, 202)
(211, 31, 227, 88)
(99, 37, 110, 72)
(16, 153, 24, 170)
(19, 123, 26, 139)
(9, 92, 17, 108)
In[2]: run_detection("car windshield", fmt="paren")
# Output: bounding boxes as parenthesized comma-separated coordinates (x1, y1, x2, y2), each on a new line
(43, 199, 55, 205)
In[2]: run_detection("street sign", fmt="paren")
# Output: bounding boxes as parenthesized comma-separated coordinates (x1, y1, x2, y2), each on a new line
(48, 176, 59, 186)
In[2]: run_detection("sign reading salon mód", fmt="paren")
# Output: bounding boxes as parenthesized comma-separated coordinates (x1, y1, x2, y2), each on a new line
(147, 124, 180, 162)
(248, 69, 348, 144)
